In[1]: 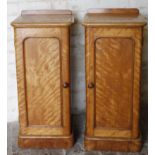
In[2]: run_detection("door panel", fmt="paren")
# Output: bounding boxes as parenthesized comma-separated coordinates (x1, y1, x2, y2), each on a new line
(24, 37, 62, 127)
(15, 28, 71, 136)
(95, 38, 133, 130)
(85, 27, 142, 138)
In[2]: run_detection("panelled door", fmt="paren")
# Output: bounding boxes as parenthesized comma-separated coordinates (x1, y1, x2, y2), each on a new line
(15, 27, 70, 136)
(86, 27, 142, 139)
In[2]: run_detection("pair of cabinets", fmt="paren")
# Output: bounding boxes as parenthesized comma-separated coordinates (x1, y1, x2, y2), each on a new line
(11, 9, 146, 152)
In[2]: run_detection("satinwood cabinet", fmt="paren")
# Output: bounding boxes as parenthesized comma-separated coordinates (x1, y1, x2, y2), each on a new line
(11, 10, 74, 148)
(83, 8, 146, 152)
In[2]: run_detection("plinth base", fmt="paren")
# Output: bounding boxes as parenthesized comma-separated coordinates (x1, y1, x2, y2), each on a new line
(18, 134, 73, 149)
(84, 135, 141, 152)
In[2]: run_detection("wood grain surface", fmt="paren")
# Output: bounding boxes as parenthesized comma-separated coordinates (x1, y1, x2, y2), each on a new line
(95, 37, 133, 130)
(85, 27, 143, 139)
(84, 136, 141, 152)
(18, 134, 73, 149)
(84, 8, 146, 151)
(83, 8, 146, 27)
(24, 37, 62, 127)
(87, 8, 139, 16)
(21, 10, 72, 15)
(11, 10, 74, 28)
(14, 27, 72, 136)
(12, 10, 74, 148)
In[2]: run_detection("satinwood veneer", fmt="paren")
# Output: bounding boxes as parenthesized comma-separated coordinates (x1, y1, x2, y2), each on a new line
(83, 8, 146, 152)
(11, 10, 74, 148)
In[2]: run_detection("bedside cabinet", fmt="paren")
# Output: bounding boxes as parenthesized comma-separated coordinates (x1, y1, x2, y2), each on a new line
(11, 10, 74, 148)
(83, 8, 146, 152)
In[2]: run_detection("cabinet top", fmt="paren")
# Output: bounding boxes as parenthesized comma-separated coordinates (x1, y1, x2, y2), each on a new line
(83, 8, 147, 27)
(11, 10, 74, 28)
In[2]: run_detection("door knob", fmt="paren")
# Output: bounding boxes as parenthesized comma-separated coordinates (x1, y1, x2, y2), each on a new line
(88, 82, 94, 88)
(63, 82, 69, 88)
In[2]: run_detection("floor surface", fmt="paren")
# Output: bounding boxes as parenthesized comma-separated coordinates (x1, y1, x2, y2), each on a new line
(7, 108, 148, 155)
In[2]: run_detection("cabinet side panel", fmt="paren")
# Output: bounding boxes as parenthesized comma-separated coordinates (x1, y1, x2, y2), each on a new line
(95, 37, 134, 130)
(24, 37, 62, 127)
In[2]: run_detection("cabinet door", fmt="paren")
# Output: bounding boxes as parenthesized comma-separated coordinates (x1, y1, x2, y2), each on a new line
(86, 27, 142, 138)
(15, 27, 70, 136)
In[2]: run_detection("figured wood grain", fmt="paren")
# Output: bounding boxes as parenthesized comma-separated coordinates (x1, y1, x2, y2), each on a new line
(85, 27, 143, 139)
(12, 10, 74, 148)
(14, 27, 72, 137)
(84, 9, 146, 150)
(24, 37, 61, 127)
(95, 37, 133, 130)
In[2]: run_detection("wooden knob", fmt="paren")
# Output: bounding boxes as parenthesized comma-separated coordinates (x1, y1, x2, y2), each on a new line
(63, 82, 69, 88)
(88, 82, 94, 88)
